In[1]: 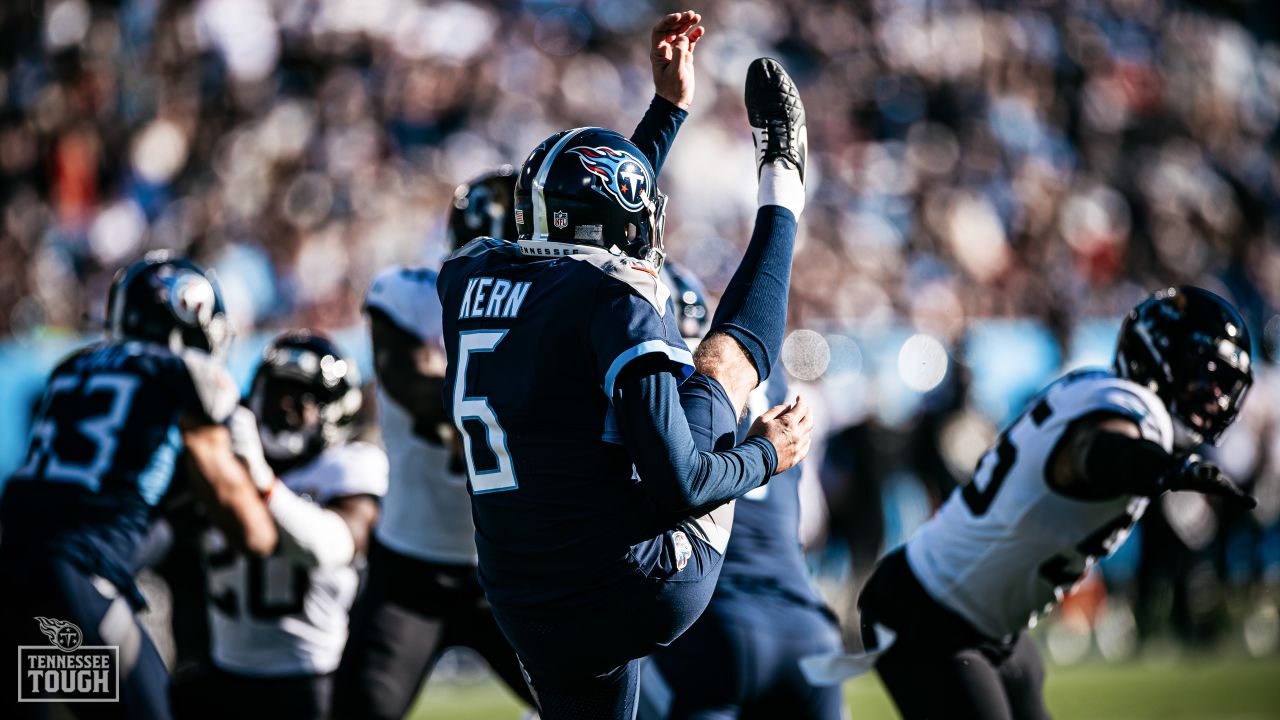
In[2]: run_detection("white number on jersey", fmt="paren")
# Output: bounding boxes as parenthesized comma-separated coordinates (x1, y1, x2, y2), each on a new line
(206, 543, 309, 620)
(16, 373, 141, 491)
(454, 330, 518, 493)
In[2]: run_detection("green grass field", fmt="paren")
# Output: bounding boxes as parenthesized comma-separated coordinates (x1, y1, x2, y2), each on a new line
(408, 656, 1280, 719)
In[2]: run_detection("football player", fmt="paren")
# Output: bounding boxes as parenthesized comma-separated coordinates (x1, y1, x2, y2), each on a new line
(436, 57, 811, 719)
(194, 332, 386, 719)
(857, 287, 1256, 719)
(0, 253, 277, 720)
(334, 11, 711, 719)
(640, 261, 845, 720)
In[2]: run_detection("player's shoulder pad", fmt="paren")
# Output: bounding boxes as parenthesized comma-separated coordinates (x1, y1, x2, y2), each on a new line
(178, 349, 240, 425)
(284, 441, 389, 505)
(569, 252, 671, 316)
(365, 265, 444, 344)
(1056, 370, 1175, 451)
(446, 236, 520, 262)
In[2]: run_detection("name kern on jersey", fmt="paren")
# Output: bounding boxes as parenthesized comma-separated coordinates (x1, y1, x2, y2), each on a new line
(438, 238, 694, 611)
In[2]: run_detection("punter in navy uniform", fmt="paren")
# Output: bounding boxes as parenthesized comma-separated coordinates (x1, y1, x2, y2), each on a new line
(438, 57, 813, 719)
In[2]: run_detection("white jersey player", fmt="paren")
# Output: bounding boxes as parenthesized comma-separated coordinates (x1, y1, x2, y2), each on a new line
(204, 331, 385, 720)
(334, 171, 537, 720)
(859, 287, 1255, 720)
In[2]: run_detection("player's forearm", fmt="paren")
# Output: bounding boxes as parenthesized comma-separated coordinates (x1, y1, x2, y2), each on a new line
(1080, 430, 1176, 497)
(374, 345, 452, 440)
(615, 368, 776, 513)
(630, 94, 688, 178)
(182, 424, 278, 557)
(265, 482, 357, 569)
(707, 205, 798, 384)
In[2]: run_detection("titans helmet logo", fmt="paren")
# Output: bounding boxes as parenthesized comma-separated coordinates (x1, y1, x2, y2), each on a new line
(165, 270, 216, 326)
(568, 146, 651, 213)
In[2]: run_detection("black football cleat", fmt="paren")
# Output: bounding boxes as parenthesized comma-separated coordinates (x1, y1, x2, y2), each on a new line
(745, 57, 807, 182)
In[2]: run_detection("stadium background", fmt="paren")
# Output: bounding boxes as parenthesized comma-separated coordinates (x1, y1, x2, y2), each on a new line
(1, 0, 1279, 716)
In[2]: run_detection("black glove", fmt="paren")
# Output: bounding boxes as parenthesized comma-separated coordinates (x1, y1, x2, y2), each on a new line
(1160, 455, 1256, 510)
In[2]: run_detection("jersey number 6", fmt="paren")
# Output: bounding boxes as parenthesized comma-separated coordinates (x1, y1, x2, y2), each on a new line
(454, 330, 518, 493)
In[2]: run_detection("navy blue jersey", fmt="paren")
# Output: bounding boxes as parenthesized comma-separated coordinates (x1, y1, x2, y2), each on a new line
(1, 340, 238, 604)
(718, 374, 821, 605)
(438, 239, 695, 610)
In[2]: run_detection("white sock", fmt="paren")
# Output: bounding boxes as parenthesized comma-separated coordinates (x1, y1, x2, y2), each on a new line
(758, 161, 805, 216)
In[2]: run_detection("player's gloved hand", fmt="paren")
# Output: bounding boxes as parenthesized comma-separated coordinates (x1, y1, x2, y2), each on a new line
(650, 10, 704, 109)
(228, 406, 277, 495)
(748, 394, 813, 475)
(1161, 454, 1256, 510)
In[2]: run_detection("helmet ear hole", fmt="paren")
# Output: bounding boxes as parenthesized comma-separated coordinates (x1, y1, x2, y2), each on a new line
(624, 222, 638, 243)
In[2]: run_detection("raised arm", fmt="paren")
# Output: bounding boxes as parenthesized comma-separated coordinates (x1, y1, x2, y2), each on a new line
(369, 308, 451, 442)
(365, 268, 454, 444)
(630, 11, 703, 176)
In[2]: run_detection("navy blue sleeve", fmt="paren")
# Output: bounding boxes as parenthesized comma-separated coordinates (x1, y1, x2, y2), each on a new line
(629, 95, 688, 179)
(612, 364, 777, 513)
(589, 272, 694, 399)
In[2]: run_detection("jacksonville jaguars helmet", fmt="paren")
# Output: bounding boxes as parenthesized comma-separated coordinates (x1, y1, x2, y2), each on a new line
(661, 260, 710, 341)
(1115, 286, 1252, 446)
(447, 166, 518, 250)
(106, 251, 231, 358)
(514, 127, 666, 268)
(248, 331, 363, 469)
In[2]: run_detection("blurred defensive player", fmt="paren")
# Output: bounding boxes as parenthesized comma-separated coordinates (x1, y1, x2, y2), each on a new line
(437, 56, 812, 720)
(859, 286, 1256, 719)
(333, 13, 713, 719)
(641, 261, 845, 720)
(0, 253, 277, 720)
(199, 332, 385, 719)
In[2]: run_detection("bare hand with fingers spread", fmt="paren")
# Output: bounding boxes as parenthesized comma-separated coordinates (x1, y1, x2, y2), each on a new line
(651, 10, 704, 109)
(748, 394, 814, 475)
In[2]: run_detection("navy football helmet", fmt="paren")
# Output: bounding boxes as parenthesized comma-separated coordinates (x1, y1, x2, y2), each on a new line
(1115, 286, 1252, 446)
(106, 251, 231, 357)
(514, 127, 666, 267)
(248, 331, 363, 468)
(661, 261, 710, 341)
(447, 166, 518, 250)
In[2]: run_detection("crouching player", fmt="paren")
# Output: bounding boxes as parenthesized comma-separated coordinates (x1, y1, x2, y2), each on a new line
(859, 287, 1256, 719)
(201, 332, 386, 719)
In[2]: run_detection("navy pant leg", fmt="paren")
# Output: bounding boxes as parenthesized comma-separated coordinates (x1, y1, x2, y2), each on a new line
(3, 554, 170, 720)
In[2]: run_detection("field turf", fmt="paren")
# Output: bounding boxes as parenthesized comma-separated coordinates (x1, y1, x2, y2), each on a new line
(408, 656, 1280, 719)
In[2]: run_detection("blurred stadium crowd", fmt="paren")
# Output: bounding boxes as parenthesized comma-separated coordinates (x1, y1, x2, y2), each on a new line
(2, 0, 1279, 663)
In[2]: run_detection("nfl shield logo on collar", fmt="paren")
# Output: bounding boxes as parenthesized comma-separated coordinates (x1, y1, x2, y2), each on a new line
(553, 210, 568, 229)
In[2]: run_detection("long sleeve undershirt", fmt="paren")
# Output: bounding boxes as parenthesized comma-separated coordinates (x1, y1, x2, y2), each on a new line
(612, 362, 777, 514)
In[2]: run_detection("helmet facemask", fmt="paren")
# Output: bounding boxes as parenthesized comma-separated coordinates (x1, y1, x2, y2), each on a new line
(249, 336, 362, 470)
(1115, 287, 1254, 449)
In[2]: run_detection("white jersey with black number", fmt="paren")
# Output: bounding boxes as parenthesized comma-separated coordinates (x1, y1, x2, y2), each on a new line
(205, 442, 388, 677)
(906, 369, 1174, 639)
(364, 266, 478, 565)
